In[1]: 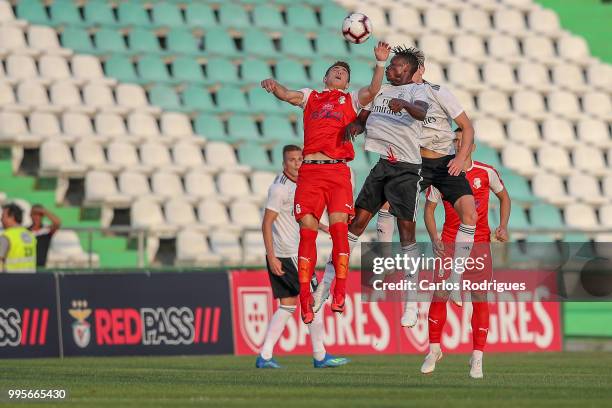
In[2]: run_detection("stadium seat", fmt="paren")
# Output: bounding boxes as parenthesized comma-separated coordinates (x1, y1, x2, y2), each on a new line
(251, 171, 277, 202)
(551, 64, 588, 93)
(523, 36, 559, 65)
(172, 142, 212, 172)
(62, 112, 95, 140)
(84, 170, 131, 208)
(137, 55, 171, 84)
(316, 35, 350, 59)
(185, 3, 216, 28)
(129, 29, 164, 56)
(424, 8, 457, 36)
(182, 86, 216, 113)
(131, 198, 178, 237)
(141, 142, 186, 174)
(161, 113, 196, 142)
(230, 200, 262, 229)
(206, 58, 239, 84)
(530, 203, 564, 229)
(547, 91, 582, 121)
(228, 115, 259, 142)
(83, 0, 117, 27)
(564, 203, 599, 231)
(205, 141, 249, 172)
(218, 3, 249, 29)
(108, 142, 154, 174)
(357, 5, 389, 36)
(94, 28, 128, 54)
(512, 90, 548, 121)
(242, 59, 273, 84)
(542, 118, 577, 148)
(567, 173, 607, 205)
(74, 140, 119, 173)
(241, 28, 278, 59)
(119, 171, 159, 200)
(459, 8, 492, 36)
(517, 62, 551, 92)
(18, 81, 61, 113)
(447, 61, 483, 92)
(149, 85, 183, 111)
(321, 3, 349, 30)
(253, 4, 284, 30)
(152, 2, 183, 28)
(48, 230, 99, 268)
(104, 55, 140, 83)
(28, 111, 73, 145)
(418, 34, 452, 64)
(95, 113, 128, 142)
(115, 84, 161, 115)
(217, 172, 253, 200)
(204, 28, 240, 57)
(118, 2, 151, 27)
(586, 63, 612, 90)
(531, 173, 574, 205)
(348, 36, 378, 60)
(151, 171, 189, 202)
(61, 27, 96, 54)
(582, 92, 612, 121)
(175, 230, 222, 266)
(84, 83, 126, 114)
(39, 55, 73, 83)
(0, 25, 38, 56)
(0, 111, 39, 146)
(28, 25, 72, 57)
(477, 90, 513, 120)
(6, 55, 40, 83)
(73, 55, 116, 86)
(185, 171, 220, 201)
(453, 88, 476, 114)
(482, 61, 519, 92)
(276, 59, 309, 87)
(501, 143, 537, 176)
(488, 35, 522, 63)
(39, 140, 86, 177)
(576, 118, 611, 148)
(216, 86, 250, 113)
(287, 5, 318, 30)
(127, 112, 161, 142)
(209, 231, 243, 264)
(558, 34, 591, 65)
(573, 145, 608, 176)
(454, 35, 487, 64)
(598, 205, 612, 229)
(537, 145, 572, 176)
(261, 116, 296, 142)
(198, 198, 235, 230)
(281, 31, 315, 59)
(528, 8, 562, 37)
(243, 231, 266, 265)
(237, 143, 276, 172)
(166, 28, 201, 56)
(500, 172, 537, 203)
(493, 9, 526, 36)
(50, 0, 83, 26)
(474, 118, 506, 149)
(165, 198, 202, 230)
(507, 118, 542, 148)
(0, 83, 25, 112)
(171, 56, 205, 84)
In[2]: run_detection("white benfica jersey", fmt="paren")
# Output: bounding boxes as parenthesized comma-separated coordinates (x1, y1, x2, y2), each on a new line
(364, 83, 428, 164)
(265, 173, 299, 258)
(420, 81, 465, 155)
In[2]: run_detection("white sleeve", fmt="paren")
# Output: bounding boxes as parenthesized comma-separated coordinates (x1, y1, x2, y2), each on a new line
(298, 88, 313, 110)
(437, 86, 464, 119)
(486, 167, 505, 194)
(413, 84, 428, 104)
(265, 184, 286, 213)
(426, 186, 441, 203)
(349, 90, 363, 113)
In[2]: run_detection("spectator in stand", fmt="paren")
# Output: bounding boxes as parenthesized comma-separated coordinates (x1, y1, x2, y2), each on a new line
(28, 204, 61, 268)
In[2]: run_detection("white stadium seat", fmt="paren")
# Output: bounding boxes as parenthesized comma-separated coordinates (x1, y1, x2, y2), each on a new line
(28, 25, 72, 57)
(528, 8, 562, 37)
(140, 141, 186, 173)
(30, 111, 75, 144)
(558, 35, 591, 65)
(243, 231, 266, 265)
(477, 90, 513, 120)
(356, 5, 389, 36)
(517, 61, 552, 92)
(599, 205, 612, 229)
(6, 55, 41, 83)
(603, 175, 612, 199)
(0, 0, 23, 25)
(62, 112, 96, 139)
(531, 172, 575, 205)
(459, 8, 492, 36)
(108, 141, 154, 174)
(50, 81, 95, 114)
(418, 34, 453, 64)
(454, 35, 487, 64)
(567, 173, 607, 205)
(74, 139, 121, 173)
(493, 9, 526, 37)
(576, 118, 611, 148)
(512, 90, 548, 121)
(131, 198, 177, 236)
(0, 26, 37, 56)
(84, 170, 131, 208)
(0, 82, 25, 112)
(423, 61, 444, 84)
(115, 83, 161, 114)
(453, 89, 476, 115)
(573, 145, 608, 177)
(198, 199, 236, 230)
(39, 55, 75, 83)
(501, 143, 537, 176)
(482, 61, 519, 92)
(547, 91, 582, 120)
(217, 172, 251, 200)
(127, 112, 160, 142)
(48, 230, 99, 268)
(72, 55, 117, 86)
(230, 200, 262, 229)
(582, 92, 612, 120)
(586, 63, 612, 91)
(95, 113, 128, 141)
(209, 231, 243, 265)
(447, 61, 484, 92)
(251, 171, 276, 203)
(119, 171, 160, 201)
(0, 111, 41, 146)
(388, 8, 422, 36)
(172, 141, 213, 172)
(474, 118, 506, 148)
(466, 0, 502, 12)
(424, 8, 458, 36)
(551, 64, 588, 93)
(185, 171, 220, 201)
(564, 203, 599, 231)
(39, 140, 86, 177)
(161, 112, 196, 143)
(205, 141, 249, 172)
(523, 36, 559, 65)
(541, 118, 577, 148)
(488, 35, 522, 63)
(537, 145, 573, 176)
(500, 0, 533, 11)
(175, 230, 221, 266)
(83, 83, 127, 114)
(151, 171, 190, 201)
(507, 118, 542, 148)
(164, 198, 202, 229)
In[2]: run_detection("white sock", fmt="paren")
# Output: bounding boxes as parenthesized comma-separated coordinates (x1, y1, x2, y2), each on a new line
(376, 209, 395, 242)
(260, 305, 295, 359)
(430, 343, 441, 354)
(323, 232, 359, 286)
(453, 224, 475, 276)
(472, 350, 483, 360)
(402, 243, 421, 308)
(309, 309, 326, 361)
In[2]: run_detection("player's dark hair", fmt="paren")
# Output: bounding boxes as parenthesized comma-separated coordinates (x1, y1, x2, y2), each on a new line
(325, 61, 351, 82)
(392, 45, 424, 76)
(2, 203, 23, 224)
(282, 144, 302, 159)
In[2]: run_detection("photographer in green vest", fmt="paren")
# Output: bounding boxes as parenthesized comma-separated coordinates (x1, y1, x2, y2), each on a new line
(0, 203, 37, 273)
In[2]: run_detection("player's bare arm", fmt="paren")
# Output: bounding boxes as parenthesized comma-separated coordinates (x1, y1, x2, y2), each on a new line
(261, 79, 304, 106)
(447, 113, 475, 176)
(424, 200, 445, 257)
(262, 209, 284, 276)
(344, 109, 371, 141)
(494, 188, 511, 242)
(357, 42, 391, 106)
(388, 99, 428, 121)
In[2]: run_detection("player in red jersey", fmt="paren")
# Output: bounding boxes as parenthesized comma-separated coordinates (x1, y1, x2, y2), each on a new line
(421, 128, 511, 379)
(261, 42, 391, 323)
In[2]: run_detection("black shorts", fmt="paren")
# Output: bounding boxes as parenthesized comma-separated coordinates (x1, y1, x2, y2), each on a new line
(355, 158, 422, 221)
(266, 256, 319, 299)
(420, 155, 473, 205)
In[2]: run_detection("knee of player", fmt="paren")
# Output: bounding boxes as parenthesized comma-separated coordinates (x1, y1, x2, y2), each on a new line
(349, 215, 369, 236)
(462, 209, 478, 226)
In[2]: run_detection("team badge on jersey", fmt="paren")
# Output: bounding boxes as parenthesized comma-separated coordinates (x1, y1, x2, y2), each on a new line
(473, 178, 482, 189)
(338, 96, 346, 105)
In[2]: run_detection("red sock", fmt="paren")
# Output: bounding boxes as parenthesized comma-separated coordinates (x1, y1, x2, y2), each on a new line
(471, 302, 489, 351)
(428, 301, 447, 344)
(297, 228, 318, 302)
(329, 222, 349, 299)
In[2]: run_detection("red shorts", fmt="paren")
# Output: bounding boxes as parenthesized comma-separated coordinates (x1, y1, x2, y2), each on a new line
(293, 163, 354, 221)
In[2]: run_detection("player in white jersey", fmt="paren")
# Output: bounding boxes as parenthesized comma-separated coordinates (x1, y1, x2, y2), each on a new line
(256, 145, 349, 369)
(314, 46, 428, 327)
(375, 48, 478, 311)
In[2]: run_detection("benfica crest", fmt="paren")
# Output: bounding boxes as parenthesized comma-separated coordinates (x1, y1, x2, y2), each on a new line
(237, 287, 273, 352)
(69, 299, 92, 348)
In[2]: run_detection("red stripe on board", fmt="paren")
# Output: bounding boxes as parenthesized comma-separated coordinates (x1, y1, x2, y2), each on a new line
(211, 307, 220, 343)
(202, 307, 211, 343)
(193, 307, 202, 344)
(29, 309, 40, 345)
(20, 309, 30, 346)
(38, 309, 49, 345)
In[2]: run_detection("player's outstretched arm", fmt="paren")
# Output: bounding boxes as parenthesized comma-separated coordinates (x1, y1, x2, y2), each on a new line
(357, 41, 391, 106)
(447, 112, 475, 176)
(388, 98, 428, 121)
(494, 188, 511, 242)
(261, 78, 304, 106)
(424, 200, 444, 257)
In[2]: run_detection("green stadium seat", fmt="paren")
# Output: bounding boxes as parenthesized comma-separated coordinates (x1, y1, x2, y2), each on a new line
(204, 28, 240, 57)
(241, 59, 272, 84)
(238, 143, 275, 171)
(62, 27, 96, 54)
(350, 61, 373, 87)
(286, 5, 319, 31)
(16, 0, 50, 25)
(185, 3, 217, 28)
(508, 206, 531, 230)
(216, 86, 249, 113)
(118, 2, 151, 27)
(321, 3, 348, 30)
(182, 85, 216, 112)
(166, 28, 201, 55)
(281, 31, 315, 59)
(50, 0, 84, 26)
(262, 116, 296, 142)
(152, 2, 184, 27)
(500, 173, 537, 203)
(349, 36, 377, 59)
(242, 29, 278, 58)
(137, 55, 171, 83)
(194, 114, 226, 141)
(84, 0, 118, 27)
(105, 55, 140, 83)
(253, 5, 284, 30)
(172, 57, 205, 83)
(276, 59, 309, 87)
(149, 84, 183, 111)
(228, 115, 259, 142)
(95, 28, 128, 54)
(316, 35, 350, 59)
(207, 58, 239, 84)
(473, 144, 502, 167)
(247, 87, 281, 114)
(218, 3, 250, 29)
(526, 234, 556, 242)
(530, 203, 564, 229)
(310, 58, 335, 81)
(128, 29, 161, 54)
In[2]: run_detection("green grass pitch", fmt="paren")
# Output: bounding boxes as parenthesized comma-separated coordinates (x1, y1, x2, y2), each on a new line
(1, 353, 611, 407)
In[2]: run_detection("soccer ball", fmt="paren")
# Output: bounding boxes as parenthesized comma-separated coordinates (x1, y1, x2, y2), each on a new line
(342, 13, 372, 44)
